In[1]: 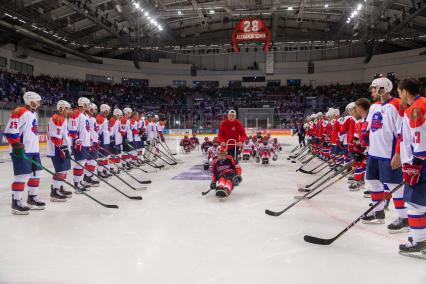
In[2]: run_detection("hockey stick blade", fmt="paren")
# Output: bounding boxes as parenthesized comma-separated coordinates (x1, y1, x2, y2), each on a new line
(202, 189, 213, 196)
(304, 235, 335, 245)
(298, 169, 315, 174)
(129, 196, 143, 200)
(294, 195, 306, 200)
(138, 180, 152, 184)
(133, 186, 147, 191)
(264, 209, 282, 216)
(291, 160, 297, 163)
(104, 204, 120, 209)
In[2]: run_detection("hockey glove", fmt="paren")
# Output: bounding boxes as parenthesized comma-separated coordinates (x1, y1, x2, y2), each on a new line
(59, 145, 70, 159)
(74, 139, 83, 152)
(203, 162, 209, 171)
(353, 152, 365, 162)
(236, 175, 243, 183)
(232, 176, 240, 186)
(11, 142, 25, 158)
(402, 163, 422, 186)
(210, 182, 216, 190)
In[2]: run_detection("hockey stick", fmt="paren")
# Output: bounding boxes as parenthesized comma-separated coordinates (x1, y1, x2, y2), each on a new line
(156, 138, 177, 156)
(295, 156, 315, 172)
(69, 156, 142, 200)
(151, 140, 178, 163)
(121, 143, 165, 169)
(265, 163, 352, 217)
(294, 169, 354, 200)
(290, 145, 300, 153)
(201, 188, 213, 196)
(299, 161, 345, 190)
(87, 152, 147, 191)
(98, 146, 153, 181)
(22, 155, 119, 209)
(142, 144, 177, 166)
(288, 146, 308, 159)
(304, 182, 404, 245)
(298, 160, 328, 174)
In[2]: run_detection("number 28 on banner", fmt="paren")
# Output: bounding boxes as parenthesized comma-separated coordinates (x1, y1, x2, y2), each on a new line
(232, 18, 271, 53)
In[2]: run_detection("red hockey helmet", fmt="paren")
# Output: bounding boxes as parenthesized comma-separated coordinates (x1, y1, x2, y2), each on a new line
(219, 146, 228, 158)
(204, 137, 209, 142)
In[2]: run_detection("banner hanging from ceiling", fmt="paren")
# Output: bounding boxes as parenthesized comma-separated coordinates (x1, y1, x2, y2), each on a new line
(232, 18, 270, 53)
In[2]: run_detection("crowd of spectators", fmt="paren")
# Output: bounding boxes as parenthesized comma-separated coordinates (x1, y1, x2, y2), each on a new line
(1, 70, 425, 130)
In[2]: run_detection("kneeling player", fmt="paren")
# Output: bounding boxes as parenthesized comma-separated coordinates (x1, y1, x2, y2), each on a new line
(242, 138, 255, 161)
(210, 147, 242, 198)
(201, 137, 213, 155)
(180, 135, 191, 153)
(257, 138, 277, 164)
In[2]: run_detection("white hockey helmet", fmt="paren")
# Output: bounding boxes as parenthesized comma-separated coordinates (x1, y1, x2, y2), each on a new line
(326, 108, 334, 117)
(100, 104, 111, 113)
(346, 102, 356, 111)
(23, 91, 42, 106)
(113, 108, 123, 116)
(90, 103, 97, 111)
(333, 108, 340, 116)
(317, 112, 323, 117)
(57, 100, 71, 111)
(77, 97, 91, 107)
(370, 77, 393, 94)
(123, 107, 132, 115)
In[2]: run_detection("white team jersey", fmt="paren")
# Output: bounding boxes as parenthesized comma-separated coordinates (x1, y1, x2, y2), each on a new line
(366, 98, 402, 160)
(110, 118, 122, 145)
(400, 97, 426, 164)
(207, 146, 220, 160)
(147, 121, 157, 141)
(4, 107, 40, 154)
(76, 112, 91, 147)
(89, 115, 98, 144)
(119, 117, 133, 142)
(97, 114, 110, 146)
(242, 141, 255, 153)
(47, 114, 70, 157)
(258, 143, 274, 156)
(156, 122, 165, 134)
(132, 119, 141, 142)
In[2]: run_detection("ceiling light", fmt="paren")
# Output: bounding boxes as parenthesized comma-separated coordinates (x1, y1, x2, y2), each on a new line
(133, 2, 139, 8)
(324, 4, 329, 8)
(150, 19, 155, 24)
(178, 10, 182, 15)
(144, 11, 149, 17)
(287, 6, 293, 10)
(147, 16, 151, 20)
(357, 4, 362, 10)
(209, 10, 215, 14)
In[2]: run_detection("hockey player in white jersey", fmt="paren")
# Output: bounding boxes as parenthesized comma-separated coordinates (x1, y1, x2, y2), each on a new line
(5, 92, 44, 214)
(396, 78, 426, 258)
(47, 100, 73, 202)
(96, 104, 112, 178)
(109, 109, 123, 173)
(69, 97, 95, 191)
(256, 137, 277, 165)
(84, 103, 100, 187)
(203, 138, 220, 170)
(242, 138, 255, 161)
(361, 77, 408, 234)
(120, 107, 135, 170)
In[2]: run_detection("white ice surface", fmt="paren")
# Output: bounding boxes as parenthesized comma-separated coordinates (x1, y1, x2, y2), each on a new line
(0, 136, 425, 284)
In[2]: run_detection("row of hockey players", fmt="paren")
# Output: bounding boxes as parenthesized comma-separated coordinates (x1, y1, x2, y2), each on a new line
(301, 77, 426, 259)
(5, 94, 166, 215)
(179, 134, 200, 153)
(201, 134, 281, 170)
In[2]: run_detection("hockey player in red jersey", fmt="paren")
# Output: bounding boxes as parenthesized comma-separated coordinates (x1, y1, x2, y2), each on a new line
(180, 135, 192, 153)
(210, 147, 243, 198)
(190, 133, 200, 150)
(47, 100, 73, 202)
(361, 77, 408, 234)
(397, 78, 426, 258)
(5, 92, 44, 214)
(201, 137, 213, 154)
(348, 98, 371, 191)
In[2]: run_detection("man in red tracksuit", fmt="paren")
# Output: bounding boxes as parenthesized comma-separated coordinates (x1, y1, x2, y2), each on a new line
(218, 109, 247, 161)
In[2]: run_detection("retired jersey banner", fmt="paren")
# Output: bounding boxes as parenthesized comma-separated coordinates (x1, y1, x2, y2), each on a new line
(232, 18, 270, 52)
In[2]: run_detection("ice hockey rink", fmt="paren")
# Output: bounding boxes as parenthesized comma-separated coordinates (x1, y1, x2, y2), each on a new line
(0, 136, 425, 284)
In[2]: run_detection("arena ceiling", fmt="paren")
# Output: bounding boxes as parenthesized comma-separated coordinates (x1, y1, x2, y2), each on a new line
(0, 0, 425, 62)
